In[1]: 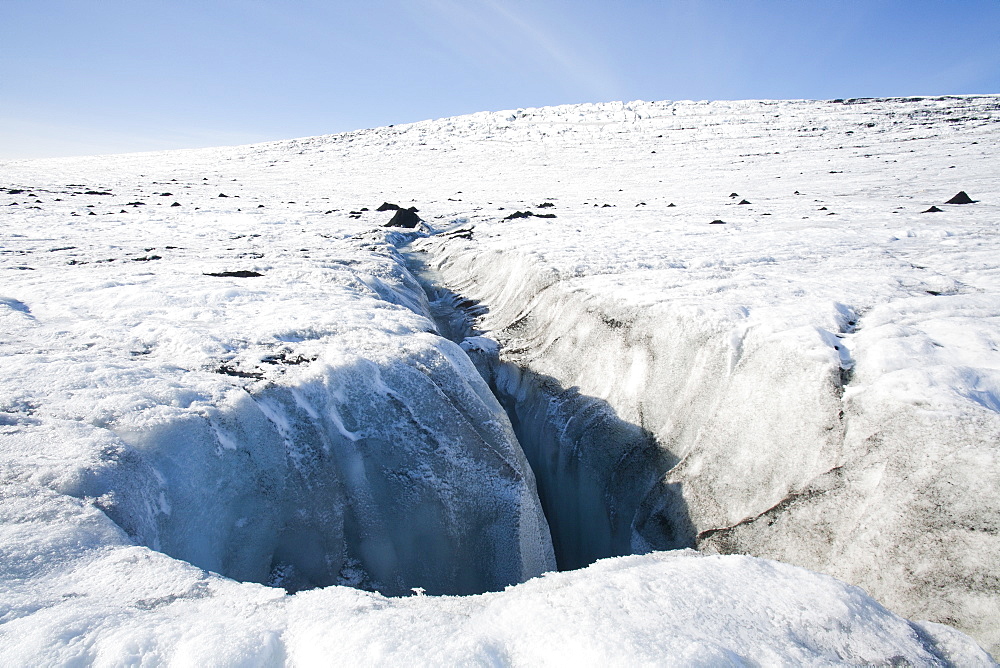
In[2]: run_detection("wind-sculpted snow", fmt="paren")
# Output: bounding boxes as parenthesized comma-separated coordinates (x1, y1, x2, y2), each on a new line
(2, 94, 999, 662)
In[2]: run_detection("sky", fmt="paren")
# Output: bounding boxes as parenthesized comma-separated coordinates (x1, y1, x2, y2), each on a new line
(1, 0, 999, 159)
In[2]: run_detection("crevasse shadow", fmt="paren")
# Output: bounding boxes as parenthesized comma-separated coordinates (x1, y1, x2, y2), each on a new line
(482, 362, 696, 571)
(405, 248, 696, 572)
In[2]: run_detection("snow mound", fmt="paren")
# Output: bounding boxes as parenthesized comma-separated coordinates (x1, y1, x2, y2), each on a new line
(1, 498, 993, 667)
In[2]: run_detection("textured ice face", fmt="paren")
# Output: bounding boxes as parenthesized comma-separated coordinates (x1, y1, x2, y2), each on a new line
(74, 334, 555, 596)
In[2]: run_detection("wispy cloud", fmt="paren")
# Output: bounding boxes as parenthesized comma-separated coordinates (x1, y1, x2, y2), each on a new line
(409, 0, 622, 102)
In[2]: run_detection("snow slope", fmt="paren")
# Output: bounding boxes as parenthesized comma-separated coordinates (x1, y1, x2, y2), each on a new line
(1, 95, 998, 663)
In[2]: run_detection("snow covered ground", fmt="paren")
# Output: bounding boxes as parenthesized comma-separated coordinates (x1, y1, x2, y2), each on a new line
(2, 95, 999, 663)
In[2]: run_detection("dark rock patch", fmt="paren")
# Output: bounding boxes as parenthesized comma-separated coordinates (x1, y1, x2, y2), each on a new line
(819, 206, 828, 210)
(537, 202, 555, 208)
(377, 202, 401, 212)
(218, 193, 229, 198)
(710, 219, 726, 225)
(216, 364, 264, 379)
(667, 203, 676, 207)
(132, 255, 162, 262)
(384, 208, 421, 228)
(729, 193, 739, 198)
(261, 352, 315, 366)
(923, 206, 943, 213)
(171, 202, 181, 207)
(738, 199, 751, 205)
(442, 227, 474, 240)
(945, 191, 975, 204)
(84, 191, 112, 196)
(503, 211, 534, 220)
(204, 270, 263, 278)
(159, 192, 173, 197)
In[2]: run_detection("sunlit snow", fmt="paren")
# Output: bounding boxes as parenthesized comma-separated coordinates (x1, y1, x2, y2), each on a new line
(1, 96, 998, 664)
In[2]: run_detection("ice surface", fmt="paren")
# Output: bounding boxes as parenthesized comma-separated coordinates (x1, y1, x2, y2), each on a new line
(1, 95, 999, 662)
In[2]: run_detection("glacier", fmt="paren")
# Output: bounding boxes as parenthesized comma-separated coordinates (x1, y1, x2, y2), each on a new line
(0, 228, 554, 597)
(1, 95, 999, 664)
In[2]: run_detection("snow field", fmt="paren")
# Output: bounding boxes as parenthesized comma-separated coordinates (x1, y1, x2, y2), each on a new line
(1, 94, 999, 662)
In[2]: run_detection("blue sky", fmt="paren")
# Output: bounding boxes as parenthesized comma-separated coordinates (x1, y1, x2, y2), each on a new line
(2, 0, 998, 159)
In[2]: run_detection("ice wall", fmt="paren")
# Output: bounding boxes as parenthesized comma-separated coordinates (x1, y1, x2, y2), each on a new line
(414, 236, 1000, 651)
